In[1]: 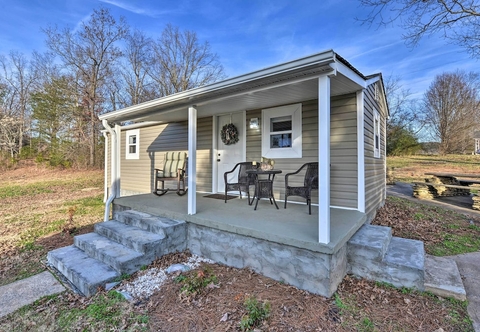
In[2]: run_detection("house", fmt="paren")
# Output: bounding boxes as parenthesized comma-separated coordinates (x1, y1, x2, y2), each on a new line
(474, 131, 480, 154)
(49, 50, 425, 298)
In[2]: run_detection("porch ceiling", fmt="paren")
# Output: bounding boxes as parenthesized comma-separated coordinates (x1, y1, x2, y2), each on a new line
(130, 72, 360, 123)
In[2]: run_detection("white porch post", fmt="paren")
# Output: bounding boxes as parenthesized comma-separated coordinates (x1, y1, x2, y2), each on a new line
(188, 105, 197, 215)
(357, 91, 365, 213)
(318, 76, 330, 244)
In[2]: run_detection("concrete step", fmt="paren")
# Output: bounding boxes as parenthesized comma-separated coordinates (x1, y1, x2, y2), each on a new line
(347, 224, 392, 262)
(382, 237, 425, 290)
(47, 245, 120, 297)
(424, 255, 466, 301)
(114, 210, 187, 253)
(94, 220, 165, 255)
(74, 233, 151, 275)
(347, 224, 425, 291)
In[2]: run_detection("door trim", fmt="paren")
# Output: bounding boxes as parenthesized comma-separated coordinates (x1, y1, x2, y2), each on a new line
(212, 111, 246, 193)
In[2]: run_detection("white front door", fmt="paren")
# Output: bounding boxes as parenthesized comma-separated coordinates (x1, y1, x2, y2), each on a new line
(216, 112, 245, 193)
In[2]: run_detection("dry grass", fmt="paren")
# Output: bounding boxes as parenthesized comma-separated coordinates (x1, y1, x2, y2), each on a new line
(0, 162, 104, 286)
(388, 155, 480, 182)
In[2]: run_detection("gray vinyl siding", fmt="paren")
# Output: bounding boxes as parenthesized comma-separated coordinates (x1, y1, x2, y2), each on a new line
(331, 94, 358, 208)
(119, 117, 213, 196)
(246, 95, 358, 208)
(364, 83, 387, 218)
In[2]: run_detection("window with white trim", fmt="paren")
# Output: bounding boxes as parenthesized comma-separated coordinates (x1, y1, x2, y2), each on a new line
(125, 129, 139, 160)
(262, 103, 302, 159)
(374, 110, 381, 158)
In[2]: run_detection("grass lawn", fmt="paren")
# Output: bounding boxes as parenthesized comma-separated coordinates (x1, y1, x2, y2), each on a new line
(0, 162, 477, 331)
(387, 154, 480, 182)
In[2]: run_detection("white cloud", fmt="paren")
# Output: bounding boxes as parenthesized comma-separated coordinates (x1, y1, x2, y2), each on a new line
(98, 0, 175, 17)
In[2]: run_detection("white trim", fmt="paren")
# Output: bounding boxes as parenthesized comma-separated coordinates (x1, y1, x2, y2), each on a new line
(261, 103, 302, 159)
(119, 121, 161, 130)
(318, 76, 330, 244)
(188, 106, 197, 215)
(356, 91, 365, 213)
(115, 124, 121, 196)
(212, 116, 218, 193)
(103, 131, 109, 203)
(334, 58, 366, 88)
(374, 109, 381, 159)
(330, 205, 359, 211)
(125, 129, 140, 160)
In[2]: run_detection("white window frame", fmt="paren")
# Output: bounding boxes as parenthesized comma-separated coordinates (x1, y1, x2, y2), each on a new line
(374, 110, 381, 158)
(262, 103, 302, 159)
(125, 129, 139, 160)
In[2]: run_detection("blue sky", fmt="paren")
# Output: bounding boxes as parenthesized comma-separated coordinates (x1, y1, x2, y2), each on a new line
(0, 0, 477, 99)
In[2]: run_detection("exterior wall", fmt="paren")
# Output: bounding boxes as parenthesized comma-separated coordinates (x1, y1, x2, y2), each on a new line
(118, 117, 213, 196)
(113, 94, 360, 210)
(246, 94, 358, 209)
(331, 94, 358, 208)
(364, 83, 387, 219)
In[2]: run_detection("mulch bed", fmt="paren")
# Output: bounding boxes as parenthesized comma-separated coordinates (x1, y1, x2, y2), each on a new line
(141, 252, 472, 332)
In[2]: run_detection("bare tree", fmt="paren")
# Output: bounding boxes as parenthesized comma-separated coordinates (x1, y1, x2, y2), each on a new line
(149, 24, 226, 96)
(384, 75, 423, 155)
(122, 29, 157, 106)
(423, 71, 480, 154)
(43, 7, 128, 166)
(358, 0, 480, 57)
(0, 51, 35, 157)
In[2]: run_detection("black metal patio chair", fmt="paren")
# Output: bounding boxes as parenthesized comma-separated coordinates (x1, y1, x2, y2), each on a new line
(224, 162, 255, 203)
(284, 162, 318, 214)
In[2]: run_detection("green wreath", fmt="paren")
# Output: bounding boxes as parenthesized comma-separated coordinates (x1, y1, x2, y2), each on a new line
(221, 123, 239, 145)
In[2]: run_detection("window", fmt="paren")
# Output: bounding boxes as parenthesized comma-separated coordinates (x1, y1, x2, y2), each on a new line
(125, 129, 139, 159)
(262, 103, 302, 158)
(374, 110, 381, 158)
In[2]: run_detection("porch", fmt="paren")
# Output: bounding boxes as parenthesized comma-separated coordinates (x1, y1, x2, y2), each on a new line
(112, 192, 367, 255)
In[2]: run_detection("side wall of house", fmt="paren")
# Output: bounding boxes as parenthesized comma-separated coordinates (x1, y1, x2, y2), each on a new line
(246, 93, 358, 208)
(118, 117, 213, 196)
(364, 83, 387, 219)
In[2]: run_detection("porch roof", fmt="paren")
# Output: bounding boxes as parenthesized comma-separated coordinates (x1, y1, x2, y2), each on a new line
(99, 50, 367, 124)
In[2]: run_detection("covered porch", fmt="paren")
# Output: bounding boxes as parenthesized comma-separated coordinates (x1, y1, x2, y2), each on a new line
(112, 193, 366, 255)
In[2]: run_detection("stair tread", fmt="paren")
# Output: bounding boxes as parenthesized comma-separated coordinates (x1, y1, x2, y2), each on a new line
(47, 245, 119, 296)
(75, 233, 144, 262)
(96, 220, 165, 244)
(348, 224, 392, 250)
(384, 237, 424, 270)
(424, 255, 466, 301)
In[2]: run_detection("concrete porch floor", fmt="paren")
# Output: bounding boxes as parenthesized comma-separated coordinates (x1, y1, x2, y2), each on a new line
(112, 193, 367, 255)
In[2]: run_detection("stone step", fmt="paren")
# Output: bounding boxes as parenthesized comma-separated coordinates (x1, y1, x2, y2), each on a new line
(114, 210, 187, 253)
(382, 237, 425, 290)
(74, 233, 151, 275)
(94, 220, 165, 255)
(47, 245, 120, 297)
(347, 225, 425, 291)
(424, 255, 466, 301)
(347, 224, 392, 262)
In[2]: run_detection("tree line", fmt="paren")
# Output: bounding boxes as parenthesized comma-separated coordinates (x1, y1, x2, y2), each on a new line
(0, 7, 225, 168)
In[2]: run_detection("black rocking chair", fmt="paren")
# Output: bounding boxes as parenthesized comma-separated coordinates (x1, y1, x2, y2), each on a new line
(224, 162, 255, 203)
(284, 162, 318, 214)
(153, 152, 188, 196)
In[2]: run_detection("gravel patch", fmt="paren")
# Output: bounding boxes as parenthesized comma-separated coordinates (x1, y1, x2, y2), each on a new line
(117, 255, 214, 300)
